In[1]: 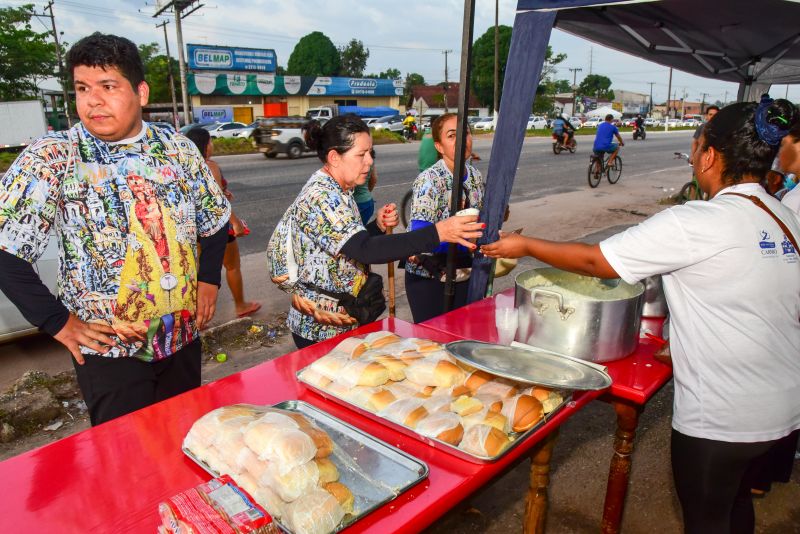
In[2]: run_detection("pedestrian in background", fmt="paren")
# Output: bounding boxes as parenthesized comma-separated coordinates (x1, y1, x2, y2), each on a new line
(186, 127, 261, 318)
(0, 33, 230, 426)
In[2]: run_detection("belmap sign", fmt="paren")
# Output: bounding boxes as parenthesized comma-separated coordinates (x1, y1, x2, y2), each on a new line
(187, 44, 277, 73)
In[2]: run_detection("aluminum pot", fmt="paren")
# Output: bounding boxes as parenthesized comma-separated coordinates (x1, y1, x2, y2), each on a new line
(514, 268, 644, 363)
(641, 275, 668, 318)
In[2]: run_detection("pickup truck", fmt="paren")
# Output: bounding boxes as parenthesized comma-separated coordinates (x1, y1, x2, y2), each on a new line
(306, 105, 400, 122)
(251, 116, 313, 159)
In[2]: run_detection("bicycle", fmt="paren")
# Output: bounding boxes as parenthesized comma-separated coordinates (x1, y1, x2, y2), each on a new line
(587, 151, 623, 188)
(674, 152, 707, 203)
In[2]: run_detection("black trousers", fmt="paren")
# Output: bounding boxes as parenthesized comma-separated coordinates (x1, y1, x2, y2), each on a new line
(72, 339, 201, 426)
(671, 429, 779, 534)
(405, 271, 469, 323)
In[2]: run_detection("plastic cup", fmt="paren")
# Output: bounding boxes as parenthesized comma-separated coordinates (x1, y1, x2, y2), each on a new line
(456, 208, 479, 218)
(495, 306, 518, 345)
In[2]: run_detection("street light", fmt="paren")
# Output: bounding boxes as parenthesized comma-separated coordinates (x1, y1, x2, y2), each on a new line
(569, 67, 582, 115)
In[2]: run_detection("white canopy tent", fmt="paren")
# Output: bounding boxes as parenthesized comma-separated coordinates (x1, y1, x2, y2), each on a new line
(585, 106, 622, 118)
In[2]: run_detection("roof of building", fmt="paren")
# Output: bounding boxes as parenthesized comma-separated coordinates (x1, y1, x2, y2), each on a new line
(408, 84, 481, 109)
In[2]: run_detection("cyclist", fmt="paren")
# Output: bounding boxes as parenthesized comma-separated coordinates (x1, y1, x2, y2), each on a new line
(551, 114, 575, 147)
(593, 114, 624, 166)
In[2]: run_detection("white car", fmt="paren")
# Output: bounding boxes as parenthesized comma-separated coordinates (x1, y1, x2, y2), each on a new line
(363, 118, 379, 126)
(473, 117, 495, 131)
(230, 121, 260, 139)
(682, 118, 701, 127)
(371, 115, 405, 133)
(0, 238, 59, 342)
(205, 122, 247, 138)
(583, 117, 603, 128)
(526, 115, 548, 130)
(666, 118, 682, 128)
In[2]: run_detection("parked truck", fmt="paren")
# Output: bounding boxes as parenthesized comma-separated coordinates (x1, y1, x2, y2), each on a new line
(306, 104, 399, 122)
(0, 100, 49, 148)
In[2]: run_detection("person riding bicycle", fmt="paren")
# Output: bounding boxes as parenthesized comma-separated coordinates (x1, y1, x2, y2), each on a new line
(551, 114, 574, 147)
(593, 114, 624, 166)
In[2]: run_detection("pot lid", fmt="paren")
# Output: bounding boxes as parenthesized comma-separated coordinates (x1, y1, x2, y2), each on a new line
(446, 340, 612, 391)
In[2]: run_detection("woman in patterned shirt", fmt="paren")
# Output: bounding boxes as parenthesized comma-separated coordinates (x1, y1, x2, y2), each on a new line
(268, 115, 484, 348)
(405, 113, 484, 322)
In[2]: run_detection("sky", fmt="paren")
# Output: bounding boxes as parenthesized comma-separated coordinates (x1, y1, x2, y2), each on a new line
(7, 0, 800, 105)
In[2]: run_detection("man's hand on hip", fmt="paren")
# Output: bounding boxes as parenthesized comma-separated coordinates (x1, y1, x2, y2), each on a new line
(54, 314, 117, 365)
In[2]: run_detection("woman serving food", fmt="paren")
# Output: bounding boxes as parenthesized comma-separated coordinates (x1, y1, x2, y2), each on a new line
(482, 99, 800, 534)
(268, 115, 483, 349)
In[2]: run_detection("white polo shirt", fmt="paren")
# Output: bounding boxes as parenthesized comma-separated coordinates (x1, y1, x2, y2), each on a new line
(600, 183, 800, 442)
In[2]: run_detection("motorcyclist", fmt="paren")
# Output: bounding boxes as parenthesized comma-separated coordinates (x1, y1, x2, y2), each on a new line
(634, 114, 645, 131)
(403, 112, 417, 139)
(551, 114, 574, 147)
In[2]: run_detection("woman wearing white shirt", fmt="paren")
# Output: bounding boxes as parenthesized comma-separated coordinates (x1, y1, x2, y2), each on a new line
(482, 99, 800, 534)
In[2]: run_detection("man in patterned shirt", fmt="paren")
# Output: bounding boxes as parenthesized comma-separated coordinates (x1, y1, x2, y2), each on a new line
(0, 33, 230, 425)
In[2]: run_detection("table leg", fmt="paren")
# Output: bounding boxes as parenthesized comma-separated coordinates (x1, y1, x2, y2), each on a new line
(524, 429, 559, 534)
(601, 400, 643, 534)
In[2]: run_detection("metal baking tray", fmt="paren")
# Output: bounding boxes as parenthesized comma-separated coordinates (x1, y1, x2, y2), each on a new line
(297, 374, 569, 465)
(184, 400, 429, 533)
(446, 340, 613, 391)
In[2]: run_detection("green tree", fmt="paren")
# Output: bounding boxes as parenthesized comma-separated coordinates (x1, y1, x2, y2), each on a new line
(287, 32, 340, 76)
(338, 39, 369, 77)
(533, 79, 572, 114)
(138, 42, 180, 103)
(577, 74, 615, 101)
(0, 5, 59, 100)
(404, 72, 426, 100)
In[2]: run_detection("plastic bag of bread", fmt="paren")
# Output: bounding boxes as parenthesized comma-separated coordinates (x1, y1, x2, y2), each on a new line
(185, 404, 265, 450)
(403, 356, 466, 388)
(260, 460, 320, 502)
(363, 353, 407, 381)
(364, 330, 402, 349)
(461, 407, 507, 432)
(345, 386, 397, 412)
(415, 411, 464, 445)
(330, 337, 368, 358)
(501, 394, 544, 433)
(336, 360, 390, 388)
(307, 354, 351, 382)
(242, 413, 317, 475)
(519, 386, 564, 414)
(459, 424, 511, 457)
(158, 475, 280, 534)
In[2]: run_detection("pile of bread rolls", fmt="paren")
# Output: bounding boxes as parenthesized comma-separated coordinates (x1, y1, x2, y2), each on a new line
(183, 404, 353, 534)
(298, 331, 564, 458)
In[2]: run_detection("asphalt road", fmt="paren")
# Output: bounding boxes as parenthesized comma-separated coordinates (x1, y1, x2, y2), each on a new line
(219, 130, 695, 255)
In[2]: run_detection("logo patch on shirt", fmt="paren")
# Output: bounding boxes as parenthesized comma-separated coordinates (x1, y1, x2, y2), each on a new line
(758, 230, 775, 249)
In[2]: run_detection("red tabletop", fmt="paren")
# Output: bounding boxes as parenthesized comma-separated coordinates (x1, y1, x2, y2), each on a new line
(422, 289, 673, 405)
(0, 318, 600, 534)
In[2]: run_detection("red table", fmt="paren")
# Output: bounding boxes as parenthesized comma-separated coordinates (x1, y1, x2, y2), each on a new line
(422, 289, 673, 534)
(0, 318, 601, 534)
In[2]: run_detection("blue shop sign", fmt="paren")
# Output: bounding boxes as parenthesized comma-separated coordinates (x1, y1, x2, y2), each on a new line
(187, 44, 276, 73)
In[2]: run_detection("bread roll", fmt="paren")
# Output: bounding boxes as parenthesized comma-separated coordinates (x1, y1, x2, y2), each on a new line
(338, 360, 390, 388)
(379, 397, 429, 428)
(315, 457, 339, 484)
(501, 394, 544, 433)
(346, 386, 396, 412)
(383, 381, 418, 400)
(331, 337, 368, 358)
(415, 411, 464, 445)
(370, 354, 407, 381)
(308, 353, 350, 381)
(450, 395, 484, 416)
(461, 408, 507, 432)
(252, 485, 286, 521)
(284, 487, 345, 534)
(298, 368, 333, 389)
(407, 338, 444, 353)
(422, 394, 454, 414)
(261, 459, 320, 502)
(465, 370, 494, 393)
(365, 331, 401, 349)
(243, 421, 317, 474)
(324, 481, 354, 515)
(404, 357, 466, 388)
(397, 350, 426, 364)
(472, 392, 503, 413)
(431, 384, 470, 398)
(475, 379, 518, 399)
(237, 445, 268, 479)
(459, 424, 510, 457)
(283, 413, 334, 458)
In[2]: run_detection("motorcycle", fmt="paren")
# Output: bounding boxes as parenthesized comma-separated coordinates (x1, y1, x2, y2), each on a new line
(552, 132, 577, 154)
(632, 123, 647, 140)
(403, 123, 418, 141)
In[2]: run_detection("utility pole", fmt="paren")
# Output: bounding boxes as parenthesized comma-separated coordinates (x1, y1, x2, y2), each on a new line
(493, 0, 499, 118)
(700, 92, 707, 114)
(588, 47, 593, 75)
(569, 67, 582, 116)
(647, 82, 655, 115)
(665, 67, 673, 130)
(723, 90, 728, 105)
(156, 20, 180, 128)
(442, 49, 453, 113)
(680, 88, 686, 119)
(174, 3, 192, 125)
(44, 1, 71, 127)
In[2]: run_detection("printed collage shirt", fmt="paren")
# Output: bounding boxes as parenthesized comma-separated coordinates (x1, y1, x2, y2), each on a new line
(268, 170, 367, 341)
(0, 122, 230, 361)
(405, 158, 484, 278)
